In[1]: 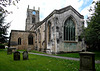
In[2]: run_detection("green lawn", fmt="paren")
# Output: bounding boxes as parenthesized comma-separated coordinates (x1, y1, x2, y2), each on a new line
(17, 50, 46, 54)
(29, 50, 46, 54)
(56, 51, 100, 60)
(0, 49, 100, 71)
(94, 51, 100, 60)
(57, 53, 80, 58)
(18, 49, 100, 60)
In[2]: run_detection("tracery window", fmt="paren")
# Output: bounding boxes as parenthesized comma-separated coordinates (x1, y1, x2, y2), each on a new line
(18, 37, 21, 45)
(28, 34, 33, 45)
(64, 17, 75, 41)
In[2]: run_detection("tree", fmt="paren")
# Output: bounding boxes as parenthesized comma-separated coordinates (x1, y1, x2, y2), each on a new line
(0, 0, 20, 14)
(83, 1, 100, 50)
(0, 0, 20, 43)
(0, 8, 10, 43)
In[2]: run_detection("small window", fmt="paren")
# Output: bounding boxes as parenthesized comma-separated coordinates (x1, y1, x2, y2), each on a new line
(18, 38, 21, 45)
(32, 17, 35, 23)
(39, 33, 41, 42)
(56, 26, 59, 32)
(78, 36, 82, 41)
(28, 34, 33, 45)
(57, 39, 59, 43)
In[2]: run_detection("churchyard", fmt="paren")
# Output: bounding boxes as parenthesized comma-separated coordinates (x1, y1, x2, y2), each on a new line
(0, 49, 100, 71)
(56, 51, 100, 60)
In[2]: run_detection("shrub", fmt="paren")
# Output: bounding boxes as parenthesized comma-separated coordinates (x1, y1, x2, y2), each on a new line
(0, 44, 5, 49)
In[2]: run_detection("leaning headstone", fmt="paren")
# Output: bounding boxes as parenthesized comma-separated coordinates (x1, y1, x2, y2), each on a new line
(23, 51, 28, 60)
(7, 48, 12, 54)
(79, 52, 96, 71)
(14, 51, 20, 60)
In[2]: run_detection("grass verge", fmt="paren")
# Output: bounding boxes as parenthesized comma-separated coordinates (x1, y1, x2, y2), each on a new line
(0, 49, 79, 71)
(1, 49, 100, 71)
(0, 49, 100, 71)
(18, 49, 100, 60)
(56, 51, 100, 60)
(17, 50, 46, 54)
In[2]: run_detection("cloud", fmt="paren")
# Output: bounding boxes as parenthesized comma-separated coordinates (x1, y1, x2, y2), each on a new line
(80, 0, 99, 27)
(81, 6, 90, 18)
(64, 0, 83, 11)
(84, 0, 90, 5)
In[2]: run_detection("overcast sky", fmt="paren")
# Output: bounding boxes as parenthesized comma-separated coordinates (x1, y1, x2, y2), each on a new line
(5, 0, 97, 36)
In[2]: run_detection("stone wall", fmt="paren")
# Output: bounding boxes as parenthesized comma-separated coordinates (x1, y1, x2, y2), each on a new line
(10, 30, 36, 50)
(25, 6, 39, 31)
(35, 22, 45, 51)
(54, 10, 84, 52)
(45, 9, 84, 53)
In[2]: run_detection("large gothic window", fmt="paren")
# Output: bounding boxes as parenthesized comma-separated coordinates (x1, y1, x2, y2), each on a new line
(64, 17, 75, 41)
(18, 37, 21, 45)
(28, 34, 33, 45)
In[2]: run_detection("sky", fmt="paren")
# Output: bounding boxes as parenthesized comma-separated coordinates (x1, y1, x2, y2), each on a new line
(5, 0, 97, 36)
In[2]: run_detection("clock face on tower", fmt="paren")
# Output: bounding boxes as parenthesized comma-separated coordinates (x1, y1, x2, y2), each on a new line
(32, 11, 36, 15)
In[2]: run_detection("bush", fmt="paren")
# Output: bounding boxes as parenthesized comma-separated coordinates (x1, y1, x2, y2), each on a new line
(0, 44, 5, 49)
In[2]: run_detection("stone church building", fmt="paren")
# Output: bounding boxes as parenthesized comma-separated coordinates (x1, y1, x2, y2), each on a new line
(9, 5, 85, 54)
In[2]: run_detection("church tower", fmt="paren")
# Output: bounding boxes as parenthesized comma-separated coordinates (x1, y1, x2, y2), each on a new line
(25, 5, 40, 31)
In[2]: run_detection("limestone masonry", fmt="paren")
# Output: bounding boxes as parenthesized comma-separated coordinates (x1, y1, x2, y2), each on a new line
(9, 5, 86, 54)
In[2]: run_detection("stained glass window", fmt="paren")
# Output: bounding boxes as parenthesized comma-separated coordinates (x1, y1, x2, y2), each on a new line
(64, 17, 75, 41)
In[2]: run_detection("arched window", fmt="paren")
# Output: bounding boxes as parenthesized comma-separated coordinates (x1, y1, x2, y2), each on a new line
(64, 17, 75, 41)
(28, 34, 33, 45)
(32, 17, 35, 23)
(48, 21, 51, 43)
(18, 37, 21, 45)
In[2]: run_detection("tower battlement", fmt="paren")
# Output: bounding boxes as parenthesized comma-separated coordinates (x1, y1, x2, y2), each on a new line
(25, 5, 40, 31)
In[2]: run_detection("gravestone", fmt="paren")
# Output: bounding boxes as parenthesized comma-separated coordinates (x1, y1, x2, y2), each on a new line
(79, 52, 96, 71)
(27, 47, 31, 52)
(10, 47, 16, 53)
(14, 51, 20, 60)
(7, 48, 12, 54)
(0, 45, 5, 49)
(23, 51, 28, 60)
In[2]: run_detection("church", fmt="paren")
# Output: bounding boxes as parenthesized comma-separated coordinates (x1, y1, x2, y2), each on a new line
(9, 5, 85, 54)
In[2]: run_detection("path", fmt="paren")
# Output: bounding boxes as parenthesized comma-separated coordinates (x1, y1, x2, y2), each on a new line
(27, 52, 100, 64)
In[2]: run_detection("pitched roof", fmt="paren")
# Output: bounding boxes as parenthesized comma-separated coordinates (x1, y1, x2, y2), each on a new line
(11, 30, 36, 33)
(34, 5, 84, 30)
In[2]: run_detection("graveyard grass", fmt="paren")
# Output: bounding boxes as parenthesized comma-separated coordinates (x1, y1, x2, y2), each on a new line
(56, 51, 100, 60)
(17, 49, 100, 60)
(18, 49, 100, 60)
(24, 50, 100, 60)
(0, 49, 100, 71)
(17, 50, 46, 54)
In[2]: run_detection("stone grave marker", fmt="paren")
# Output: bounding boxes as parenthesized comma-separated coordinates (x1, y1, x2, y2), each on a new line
(14, 51, 20, 60)
(11, 47, 16, 53)
(79, 52, 96, 71)
(23, 51, 28, 60)
(27, 47, 31, 52)
(7, 48, 12, 54)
